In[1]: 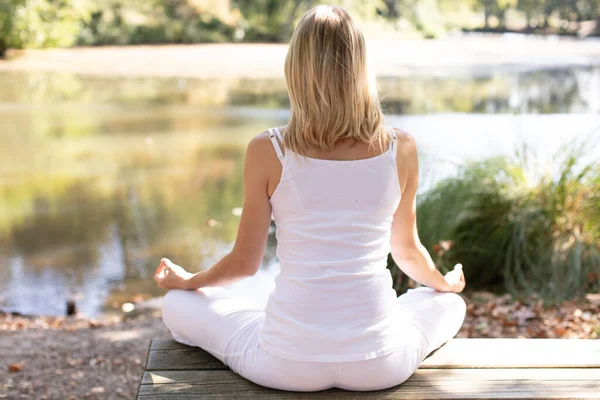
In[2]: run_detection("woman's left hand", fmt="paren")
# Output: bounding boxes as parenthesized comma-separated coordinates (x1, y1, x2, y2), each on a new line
(154, 258, 194, 290)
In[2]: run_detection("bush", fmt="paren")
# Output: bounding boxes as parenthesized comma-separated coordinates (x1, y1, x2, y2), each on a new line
(1, 0, 91, 51)
(389, 141, 600, 303)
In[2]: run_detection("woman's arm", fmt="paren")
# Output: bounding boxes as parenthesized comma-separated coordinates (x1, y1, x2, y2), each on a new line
(389, 129, 465, 293)
(154, 132, 275, 290)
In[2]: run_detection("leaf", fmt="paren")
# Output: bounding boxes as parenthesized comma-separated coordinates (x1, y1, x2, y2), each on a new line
(8, 363, 23, 373)
(88, 320, 101, 329)
(513, 306, 537, 326)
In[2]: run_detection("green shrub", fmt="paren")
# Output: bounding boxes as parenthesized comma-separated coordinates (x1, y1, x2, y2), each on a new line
(1, 0, 91, 51)
(389, 141, 600, 303)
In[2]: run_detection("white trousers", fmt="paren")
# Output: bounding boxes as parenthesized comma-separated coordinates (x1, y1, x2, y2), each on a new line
(162, 286, 466, 392)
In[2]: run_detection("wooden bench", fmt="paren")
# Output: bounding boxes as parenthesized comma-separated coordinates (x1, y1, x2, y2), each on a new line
(137, 338, 600, 399)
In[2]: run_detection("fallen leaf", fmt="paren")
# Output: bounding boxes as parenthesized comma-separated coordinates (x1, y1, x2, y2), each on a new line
(513, 306, 537, 326)
(501, 317, 517, 327)
(8, 363, 23, 373)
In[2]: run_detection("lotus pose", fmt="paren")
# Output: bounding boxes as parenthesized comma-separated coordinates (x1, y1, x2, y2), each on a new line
(155, 4, 466, 392)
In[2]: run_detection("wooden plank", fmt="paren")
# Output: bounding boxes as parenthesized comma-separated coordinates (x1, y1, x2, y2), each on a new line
(421, 338, 600, 368)
(147, 339, 227, 371)
(146, 339, 600, 371)
(146, 349, 227, 371)
(150, 339, 194, 351)
(137, 339, 154, 398)
(138, 369, 600, 399)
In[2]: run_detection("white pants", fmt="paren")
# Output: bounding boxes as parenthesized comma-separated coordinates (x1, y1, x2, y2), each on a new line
(162, 286, 466, 392)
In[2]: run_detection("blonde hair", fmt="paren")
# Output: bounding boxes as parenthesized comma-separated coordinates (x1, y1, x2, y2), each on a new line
(284, 5, 387, 154)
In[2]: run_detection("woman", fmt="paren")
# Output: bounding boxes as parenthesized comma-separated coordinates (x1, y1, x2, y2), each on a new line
(155, 5, 466, 392)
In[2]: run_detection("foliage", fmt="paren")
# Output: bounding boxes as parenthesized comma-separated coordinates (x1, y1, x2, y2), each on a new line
(400, 142, 600, 303)
(76, 0, 236, 46)
(2, 0, 600, 55)
(0, 1, 14, 55)
(0, 0, 92, 55)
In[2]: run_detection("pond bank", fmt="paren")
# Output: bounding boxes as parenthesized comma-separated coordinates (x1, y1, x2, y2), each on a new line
(2, 36, 600, 79)
(1, 290, 598, 399)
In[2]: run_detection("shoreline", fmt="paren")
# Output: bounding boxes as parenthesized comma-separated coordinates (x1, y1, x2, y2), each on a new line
(1, 36, 600, 80)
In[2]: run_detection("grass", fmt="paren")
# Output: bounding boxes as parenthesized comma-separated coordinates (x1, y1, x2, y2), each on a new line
(388, 139, 600, 304)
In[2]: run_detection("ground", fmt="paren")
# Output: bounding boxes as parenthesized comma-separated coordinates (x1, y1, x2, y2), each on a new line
(1, 291, 598, 399)
(1, 311, 169, 400)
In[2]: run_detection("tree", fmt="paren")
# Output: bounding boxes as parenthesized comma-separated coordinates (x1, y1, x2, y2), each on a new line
(0, 0, 20, 56)
(517, 0, 544, 27)
(0, 0, 92, 55)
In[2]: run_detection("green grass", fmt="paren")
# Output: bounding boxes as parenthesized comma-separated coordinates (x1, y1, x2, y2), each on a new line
(389, 140, 600, 304)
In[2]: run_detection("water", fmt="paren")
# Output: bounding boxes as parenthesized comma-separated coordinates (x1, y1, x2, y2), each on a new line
(1, 65, 599, 316)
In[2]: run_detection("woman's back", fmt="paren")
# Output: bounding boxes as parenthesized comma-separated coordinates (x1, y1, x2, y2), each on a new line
(259, 127, 405, 362)
(157, 5, 466, 392)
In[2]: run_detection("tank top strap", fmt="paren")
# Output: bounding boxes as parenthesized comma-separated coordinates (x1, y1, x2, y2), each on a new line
(274, 127, 284, 142)
(388, 127, 397, 161)
(268, 128, 285, 165)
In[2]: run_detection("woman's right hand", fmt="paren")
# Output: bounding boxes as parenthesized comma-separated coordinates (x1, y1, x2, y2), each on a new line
(442, 264, 466, 293)
(154, 258, 195, 290)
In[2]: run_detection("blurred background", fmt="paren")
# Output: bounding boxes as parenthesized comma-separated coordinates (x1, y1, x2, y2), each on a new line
(0, 0, 599, 319)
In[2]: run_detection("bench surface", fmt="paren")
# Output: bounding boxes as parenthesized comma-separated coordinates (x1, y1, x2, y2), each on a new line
(137, 338, 600, 399)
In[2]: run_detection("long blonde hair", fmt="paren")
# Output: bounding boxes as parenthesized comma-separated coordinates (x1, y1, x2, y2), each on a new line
(284, 5, 386, 154)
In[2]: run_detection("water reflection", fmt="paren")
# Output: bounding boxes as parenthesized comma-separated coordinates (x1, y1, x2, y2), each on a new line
(378, 67, 600, 114)
(1, 65, 599, 114)
(0, 143, 251, 315)
(0, 64, 599, 316)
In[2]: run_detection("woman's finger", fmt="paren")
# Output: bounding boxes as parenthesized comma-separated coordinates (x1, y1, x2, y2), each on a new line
(153, 267, 163, 283)
(155, 259, 168, 276)
(154, 259, 172, 283)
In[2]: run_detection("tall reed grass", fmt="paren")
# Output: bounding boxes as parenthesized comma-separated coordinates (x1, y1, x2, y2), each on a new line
(388, 142, 600, 304)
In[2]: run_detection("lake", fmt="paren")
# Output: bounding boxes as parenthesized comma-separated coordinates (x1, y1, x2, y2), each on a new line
(1, 63, 599, 316)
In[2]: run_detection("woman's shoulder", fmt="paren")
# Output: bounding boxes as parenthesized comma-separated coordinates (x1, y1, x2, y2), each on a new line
(248, 126, 287, 146)
(247, 129, 278, 154)
(390, 127, 417, 157)
(245, 129, 285, 171)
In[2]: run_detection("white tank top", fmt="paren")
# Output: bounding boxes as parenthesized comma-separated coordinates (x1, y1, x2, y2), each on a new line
(257, 127, 406, 362)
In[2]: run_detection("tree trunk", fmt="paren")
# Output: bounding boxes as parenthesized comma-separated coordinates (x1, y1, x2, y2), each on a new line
(0, 39, 7, 58)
